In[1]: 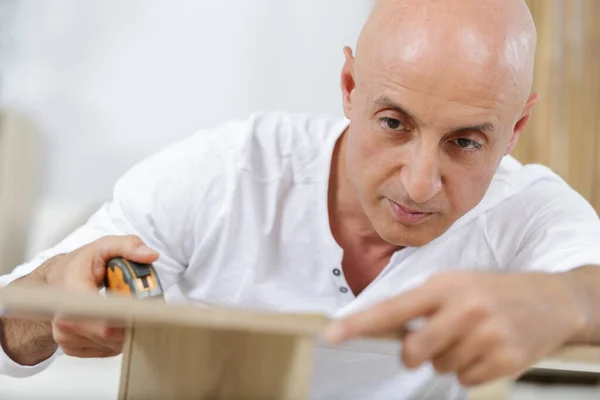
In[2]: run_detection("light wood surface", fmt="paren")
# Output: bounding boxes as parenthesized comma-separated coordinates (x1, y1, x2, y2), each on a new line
(467, 379, 512, 400)
(1, 284, 599, 366)
(0, 284, 328, 336)
(519, 0, 600, 213)
(120, 325, 315, 400)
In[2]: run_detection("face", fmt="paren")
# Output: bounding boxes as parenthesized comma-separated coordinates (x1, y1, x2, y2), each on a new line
(340, 46, 537, 247)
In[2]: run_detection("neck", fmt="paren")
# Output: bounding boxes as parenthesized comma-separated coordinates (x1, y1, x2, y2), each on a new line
(328, 129, 400, 257)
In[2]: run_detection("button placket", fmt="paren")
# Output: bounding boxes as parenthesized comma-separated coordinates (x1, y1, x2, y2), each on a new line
(332, 267, 350, 294)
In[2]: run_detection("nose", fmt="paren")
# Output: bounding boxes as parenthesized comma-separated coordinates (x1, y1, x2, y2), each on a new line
(400, 142, 442, 204)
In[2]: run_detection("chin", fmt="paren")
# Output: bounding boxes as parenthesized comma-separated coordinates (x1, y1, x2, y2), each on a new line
(373, 219, 446, 248)
(378, 230, 431, 247)
(373, 225, 421, 247)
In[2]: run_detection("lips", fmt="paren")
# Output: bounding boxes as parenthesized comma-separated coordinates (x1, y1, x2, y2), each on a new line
(388, 199, 434, 225)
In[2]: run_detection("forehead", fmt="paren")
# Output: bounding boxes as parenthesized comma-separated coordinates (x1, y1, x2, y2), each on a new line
(368, 45, 517, 107)
(356, 18, 526, 117)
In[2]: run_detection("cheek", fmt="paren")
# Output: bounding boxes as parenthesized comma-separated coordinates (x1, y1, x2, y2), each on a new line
(444, 165, 496, 213)
(347, 125, 393, 190)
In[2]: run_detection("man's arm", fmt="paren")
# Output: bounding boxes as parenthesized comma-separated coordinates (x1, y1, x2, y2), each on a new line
(0, 268, 56, 366)
(559, 265, 600, 344)
(0, 124, 227, 377)
(323, 267, 596, 387)
(0, 237, 159, 367)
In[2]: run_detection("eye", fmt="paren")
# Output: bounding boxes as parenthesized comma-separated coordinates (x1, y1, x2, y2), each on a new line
(379, 117, 407, 131)
(453, 138, 482, 150)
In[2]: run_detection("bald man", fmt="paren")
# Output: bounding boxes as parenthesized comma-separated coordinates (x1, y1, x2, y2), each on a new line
(1, 0, 600, 398)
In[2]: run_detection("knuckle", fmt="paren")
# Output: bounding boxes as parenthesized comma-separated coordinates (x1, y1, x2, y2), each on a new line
(53, 331, 67, 346)
(433, 350, 463, 374)
(432, 357, 451, 373)
(481, 321, 513, 346)
(84, 235, 145, 259)
(460, 302, 490, 323)
(52, 328, 72, 347)
(401, 338, 424, 368)
(123, 235, 144, 247)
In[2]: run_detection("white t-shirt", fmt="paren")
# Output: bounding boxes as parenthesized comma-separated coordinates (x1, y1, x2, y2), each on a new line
(2, 112, 600, 399)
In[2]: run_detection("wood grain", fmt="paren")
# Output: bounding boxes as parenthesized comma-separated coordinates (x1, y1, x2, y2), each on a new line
(121, 325, 315, 400)
(0, 284, 328, 336)
(1, 284, 600, 367)
(519, 0, 600, 213)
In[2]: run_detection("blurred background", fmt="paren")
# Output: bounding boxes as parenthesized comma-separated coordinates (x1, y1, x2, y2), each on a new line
(0, 1, 599, 399)
(0, 0, 372, 270)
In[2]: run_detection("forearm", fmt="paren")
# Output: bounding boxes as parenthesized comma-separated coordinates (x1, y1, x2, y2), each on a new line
(0, 263, 57, 366)
(558, 265, 600, 345)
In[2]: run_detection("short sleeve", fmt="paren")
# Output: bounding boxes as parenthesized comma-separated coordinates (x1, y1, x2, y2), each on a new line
(495, 180, 600, 273)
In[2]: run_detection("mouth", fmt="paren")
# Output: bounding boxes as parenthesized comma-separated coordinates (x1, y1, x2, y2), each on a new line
(387, 199, 435, 225)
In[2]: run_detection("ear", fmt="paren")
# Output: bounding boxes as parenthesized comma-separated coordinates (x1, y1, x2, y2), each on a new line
(506, 92, 540, 155)
(341, 46, 356, 120)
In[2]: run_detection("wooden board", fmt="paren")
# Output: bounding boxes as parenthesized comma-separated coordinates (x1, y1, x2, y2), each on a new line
(0, 284, 328, 336)
(0, 284, 322, 399)
(120, 325, 315, 400)
(1, 284, 600, 363)
(2, 283, 600, 399)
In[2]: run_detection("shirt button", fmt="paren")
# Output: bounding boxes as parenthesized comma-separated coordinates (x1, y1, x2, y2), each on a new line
(339, 286, 348, 294)
(333, 268, 341, 276)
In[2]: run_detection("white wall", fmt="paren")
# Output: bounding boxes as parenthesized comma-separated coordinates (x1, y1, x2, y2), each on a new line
(0, 0, 372, 254)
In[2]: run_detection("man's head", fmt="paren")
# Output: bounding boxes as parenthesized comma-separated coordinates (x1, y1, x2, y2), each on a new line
(340, 0, 538, 247)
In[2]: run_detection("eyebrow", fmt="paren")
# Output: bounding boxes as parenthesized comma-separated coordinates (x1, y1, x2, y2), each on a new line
(372, 95, 495, 134)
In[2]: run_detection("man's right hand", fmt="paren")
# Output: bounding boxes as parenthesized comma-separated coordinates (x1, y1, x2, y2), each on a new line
(0, 235, 159, 365)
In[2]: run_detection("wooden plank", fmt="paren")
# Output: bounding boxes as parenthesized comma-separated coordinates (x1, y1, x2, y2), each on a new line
(1, 284, 600, 367)
(121, 325, 315, 400)
(0, 284, 328, 336)
(117, 325, 135, 400)
(467, 378, 512, 400)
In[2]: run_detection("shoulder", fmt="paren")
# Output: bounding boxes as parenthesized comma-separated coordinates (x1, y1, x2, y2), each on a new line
(111, 111, 346, 219)
(481, 156, 600, 271)
(487, 156, 597, 226)
(227, 111, 348, 182)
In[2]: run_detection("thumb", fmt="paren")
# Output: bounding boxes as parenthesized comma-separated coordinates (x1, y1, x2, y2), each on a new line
(92, 235, 160, 263)
(79, 235, 160, 288)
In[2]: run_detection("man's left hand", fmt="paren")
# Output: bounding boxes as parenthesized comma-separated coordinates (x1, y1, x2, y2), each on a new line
(323, 271, 585, 386)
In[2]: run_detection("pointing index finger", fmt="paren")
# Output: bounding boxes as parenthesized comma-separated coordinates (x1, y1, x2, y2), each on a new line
(323, 286, 442, 344)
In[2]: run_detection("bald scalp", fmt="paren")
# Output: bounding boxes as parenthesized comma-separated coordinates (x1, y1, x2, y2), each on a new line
(355, 0, 537, 109)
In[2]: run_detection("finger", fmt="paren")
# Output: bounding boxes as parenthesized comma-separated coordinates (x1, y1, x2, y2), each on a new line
(76, 235, 160, 286)
(55, 319, 123, 345)
(402, 305, 482, 369)
(64, 321, 125, 348)
(54, 320, 124, 352)
(457, 349, 526, 387)
(323, 287, 441, 344)
(61, 345, 121, 358)
(433, 329, 497, 374)
(54, 326, 122, 354)
(91, 235, 159, 263)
